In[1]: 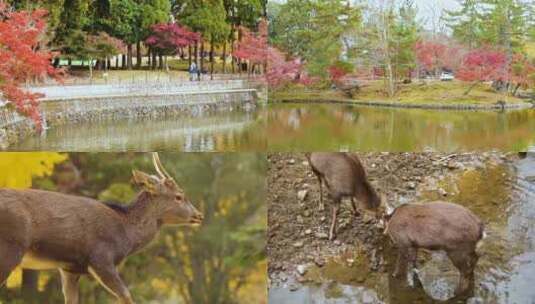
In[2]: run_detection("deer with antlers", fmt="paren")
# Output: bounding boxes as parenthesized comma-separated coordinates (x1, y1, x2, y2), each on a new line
(0, 153, 203, 304)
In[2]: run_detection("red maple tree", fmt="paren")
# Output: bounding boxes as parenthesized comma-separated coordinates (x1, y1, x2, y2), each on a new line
(267, 47, 308, 88)
(0, 2, 61, 127)
(145, 23, 200, 55)
(234, 19, 268, 65)
(510, 54, 535, 94)
(456, 48, 507, 95)
(415, 39, 464, 76)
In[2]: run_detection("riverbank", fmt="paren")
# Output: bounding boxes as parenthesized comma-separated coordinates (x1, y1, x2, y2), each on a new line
(271, 81, 534, 110)
(0, 80, 262, 149)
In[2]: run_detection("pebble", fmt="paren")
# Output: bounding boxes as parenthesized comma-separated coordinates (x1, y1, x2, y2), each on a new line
(297, 189, 308, 201)
(314, 257, 325, 267)
(296, 265, 307, 276)
(315, 232, 329, 239)
(304, 229, 312, 235)
(289, 284, 299, 291)
(288, 159, 296, 164)
(438, 188, 448, 196)
(407, 181, 416, 189)
(293, 241, 304, 248)
(334, 240, 342, 246)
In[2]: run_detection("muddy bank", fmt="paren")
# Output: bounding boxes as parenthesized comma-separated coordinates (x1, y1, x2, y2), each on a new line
(268, 152, 527, 303)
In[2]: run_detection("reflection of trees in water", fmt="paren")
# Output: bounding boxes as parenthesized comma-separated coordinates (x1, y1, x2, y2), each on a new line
(0, 153, 266, 304)
(269, 104, 535, 151)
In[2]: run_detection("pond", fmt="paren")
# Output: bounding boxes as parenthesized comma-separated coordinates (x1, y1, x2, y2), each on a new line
(269, 155, 535, 304)
(6, 109, 266, 152)
(268, 102, 535, 152)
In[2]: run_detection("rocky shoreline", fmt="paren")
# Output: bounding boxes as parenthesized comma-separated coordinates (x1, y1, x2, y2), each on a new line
(270, 97, 534, 110)
(267, 152, 518, 290)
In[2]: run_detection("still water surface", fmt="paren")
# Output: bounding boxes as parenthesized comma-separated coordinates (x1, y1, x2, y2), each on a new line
(7, 110, 266, 152)
(268, 103, 535, 152)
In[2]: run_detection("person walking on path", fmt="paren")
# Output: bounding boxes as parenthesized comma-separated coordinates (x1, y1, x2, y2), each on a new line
(189, 62, 197, 81)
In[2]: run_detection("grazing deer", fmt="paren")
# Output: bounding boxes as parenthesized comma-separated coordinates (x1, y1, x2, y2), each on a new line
(383, 201, 484, 295)
(0, 153, 203, 304)
(305, 152, 381, 240)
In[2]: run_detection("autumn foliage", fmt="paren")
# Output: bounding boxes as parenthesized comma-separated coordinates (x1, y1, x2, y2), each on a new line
(456, 49, 507, 83)
(267, 47, 308, 88)
(0, 2, 61, 127)
(145, 23, 200, 55)
(234, 19, 268, 65)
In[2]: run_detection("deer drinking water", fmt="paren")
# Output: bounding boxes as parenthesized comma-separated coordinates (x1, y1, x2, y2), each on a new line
(306, 152, 381, 240)
(383, 201, 485, 295)
(0, 153, 203, 304)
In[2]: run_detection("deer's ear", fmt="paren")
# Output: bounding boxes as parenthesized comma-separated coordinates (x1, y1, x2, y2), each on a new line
(132, 170, 160, 192)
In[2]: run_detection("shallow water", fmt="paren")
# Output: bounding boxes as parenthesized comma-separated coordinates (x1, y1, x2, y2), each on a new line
(269, 156, 535, 303)
(268, 103, 535, 152)
(7, 110, 266, 152)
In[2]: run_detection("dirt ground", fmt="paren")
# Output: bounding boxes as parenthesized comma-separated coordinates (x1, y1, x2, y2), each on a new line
(267, 152, 518, 288)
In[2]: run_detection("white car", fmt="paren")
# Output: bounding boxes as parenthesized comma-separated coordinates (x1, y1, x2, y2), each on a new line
(440, 72, 454, 81)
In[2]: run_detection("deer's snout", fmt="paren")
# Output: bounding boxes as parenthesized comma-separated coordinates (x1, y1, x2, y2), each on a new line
(190, 211, 204, 225)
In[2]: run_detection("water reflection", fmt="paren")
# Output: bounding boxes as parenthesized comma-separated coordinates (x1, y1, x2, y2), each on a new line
(268, 103, 535, 151)
(7, 110, 266, 152)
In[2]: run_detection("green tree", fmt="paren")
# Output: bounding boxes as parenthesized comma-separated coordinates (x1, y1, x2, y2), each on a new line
(178, 0, 231, 73)
(270, 0, 361, 79)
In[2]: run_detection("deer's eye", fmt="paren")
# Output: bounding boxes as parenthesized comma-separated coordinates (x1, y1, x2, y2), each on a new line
(175, 195, 183, 201)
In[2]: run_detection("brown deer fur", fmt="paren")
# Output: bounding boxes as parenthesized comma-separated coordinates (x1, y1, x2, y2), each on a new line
(305, 152, 381, 240)
(0, 153, 203, 304)
(384, 201, 484, 295)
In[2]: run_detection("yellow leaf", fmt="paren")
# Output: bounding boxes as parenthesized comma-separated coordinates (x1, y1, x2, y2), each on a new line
(0, 153, 67, 189)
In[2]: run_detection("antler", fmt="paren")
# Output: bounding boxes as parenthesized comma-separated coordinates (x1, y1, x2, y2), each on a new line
(152, 153, 173, 180)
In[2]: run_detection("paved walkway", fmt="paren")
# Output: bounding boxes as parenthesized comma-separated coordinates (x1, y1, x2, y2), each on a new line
(29, 80, 254, 101)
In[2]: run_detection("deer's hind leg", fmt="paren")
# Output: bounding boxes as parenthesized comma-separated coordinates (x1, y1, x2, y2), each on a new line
(328, 197, 341, 241)
(60, 269, 80, 304)
(0, 240, 24, 286)
(89, 260, 135, 304)
(350, 197, 361, 217)
(447, 247, 477, 296)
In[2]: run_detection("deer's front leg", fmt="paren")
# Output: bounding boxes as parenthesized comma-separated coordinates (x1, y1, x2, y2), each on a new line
(88, 261, 135, 304)
(393, 247, 409, 279)
(60, 269, 80, 304)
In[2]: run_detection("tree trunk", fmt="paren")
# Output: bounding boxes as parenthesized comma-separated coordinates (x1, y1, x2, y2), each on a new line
(194, 43, 198, 66)
(188, 45, 192, 67)
(136, 40, 142, 68)
(158, 54, 163, 70)
(22, 270, 39, 304)
(222, 41, 227, 74)
(210, 39, 215, 80)
(151, 50, 157, 70)
(53, 57, 60, 68)
(88, 57, 93, 83)
(115, 56, 119, 68)
(230, 28, 235, 74)
(464, 80, 481, 95)
(127, 44, 133, 70)
(122, 54, 126, 69)
(200, 41, 205, 74)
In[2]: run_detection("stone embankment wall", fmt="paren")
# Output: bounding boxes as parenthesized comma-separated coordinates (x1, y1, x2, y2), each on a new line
(0, 80, 260, 148)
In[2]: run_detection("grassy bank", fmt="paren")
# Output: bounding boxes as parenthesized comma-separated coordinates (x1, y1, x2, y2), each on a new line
(271, 80, 532, 106)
